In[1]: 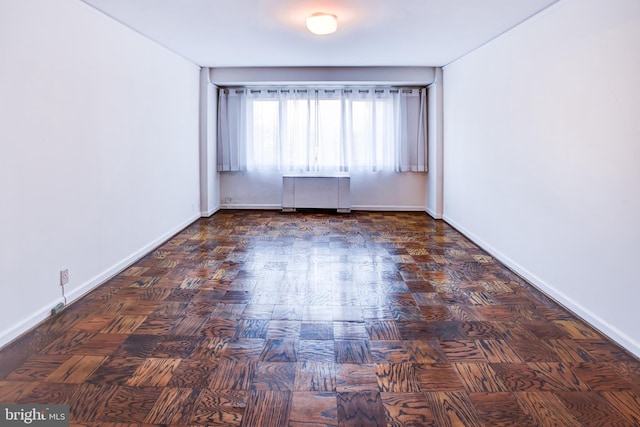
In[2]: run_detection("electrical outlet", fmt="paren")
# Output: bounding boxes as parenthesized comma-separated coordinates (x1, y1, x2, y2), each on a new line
(60, 269, 69, 286)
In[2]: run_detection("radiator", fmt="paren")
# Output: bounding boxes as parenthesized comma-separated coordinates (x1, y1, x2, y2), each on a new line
(282, 172, 350, 213)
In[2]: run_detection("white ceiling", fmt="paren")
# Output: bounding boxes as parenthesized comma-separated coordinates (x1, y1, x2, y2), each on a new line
(81, 0, 559, 68)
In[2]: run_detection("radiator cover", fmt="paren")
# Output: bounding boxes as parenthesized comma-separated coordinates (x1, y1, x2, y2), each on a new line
(282, 172, 350, 213)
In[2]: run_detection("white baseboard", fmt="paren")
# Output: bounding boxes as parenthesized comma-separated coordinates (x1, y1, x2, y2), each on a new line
(201, 205, 220, 217)
(443, 215, 640, 359)
(425, 207, 443, 219)
(0, 299, 66, 349)
(0, 213, 201, 349)
(219, 204, 428, 212)
(220, 204, 282, 210)
(351, 205, 426, 212)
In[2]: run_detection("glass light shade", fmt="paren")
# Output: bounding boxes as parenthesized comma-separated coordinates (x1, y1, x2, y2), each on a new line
(306, 13, 338, 35)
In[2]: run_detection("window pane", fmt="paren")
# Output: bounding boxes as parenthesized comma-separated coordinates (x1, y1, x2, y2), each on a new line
(350, 100, 373, 169)
(316, 99, 342, 170)
(249, 100, 279, 170)
(282, 99, 311, 171)
(217, 87, 427, 172)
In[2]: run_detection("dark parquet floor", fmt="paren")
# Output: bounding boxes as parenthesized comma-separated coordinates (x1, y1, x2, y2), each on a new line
(1, 210, 639, 426)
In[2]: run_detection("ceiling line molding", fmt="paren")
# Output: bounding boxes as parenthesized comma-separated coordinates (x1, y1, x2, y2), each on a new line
(209, 66, 437, 86)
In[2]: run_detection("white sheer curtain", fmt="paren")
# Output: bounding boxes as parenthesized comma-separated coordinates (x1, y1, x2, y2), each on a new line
(217, 87, 427, 172)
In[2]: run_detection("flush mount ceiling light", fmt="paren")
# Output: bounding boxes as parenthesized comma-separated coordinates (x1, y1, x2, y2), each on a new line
(306, 13, 338, 35)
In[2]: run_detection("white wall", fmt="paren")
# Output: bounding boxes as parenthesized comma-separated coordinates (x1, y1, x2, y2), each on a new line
(426, 68, 444, 218)
(199, 68, 220, 216)
(443, 0, 640, 356)
(220, 172, 427, 211)
(0, 0, 201, 346)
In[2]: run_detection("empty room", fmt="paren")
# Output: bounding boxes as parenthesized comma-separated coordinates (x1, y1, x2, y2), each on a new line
(1, 0, 639, 425)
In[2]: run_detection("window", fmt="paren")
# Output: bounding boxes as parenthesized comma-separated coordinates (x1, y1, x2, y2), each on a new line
(217, 87, 427, 172)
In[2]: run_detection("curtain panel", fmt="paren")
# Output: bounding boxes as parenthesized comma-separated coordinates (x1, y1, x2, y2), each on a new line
(217, 86, 427, 173)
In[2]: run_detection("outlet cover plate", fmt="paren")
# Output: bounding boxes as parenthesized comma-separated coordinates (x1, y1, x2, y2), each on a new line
(60, 269, 69, 286)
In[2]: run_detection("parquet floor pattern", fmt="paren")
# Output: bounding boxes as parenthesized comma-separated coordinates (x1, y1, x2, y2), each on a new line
(1, 210, 639, 426)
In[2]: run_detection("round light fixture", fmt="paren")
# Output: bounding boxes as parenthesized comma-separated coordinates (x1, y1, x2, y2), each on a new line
(306, 13, 338, 35)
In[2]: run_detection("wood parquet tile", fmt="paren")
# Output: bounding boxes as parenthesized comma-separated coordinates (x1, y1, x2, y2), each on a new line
(1, 210, 639, 426)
